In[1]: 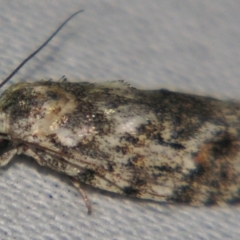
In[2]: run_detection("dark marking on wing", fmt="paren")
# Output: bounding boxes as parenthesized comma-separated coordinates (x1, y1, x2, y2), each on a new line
(122, 186, 140, 196)
(78, 169, 96, 184)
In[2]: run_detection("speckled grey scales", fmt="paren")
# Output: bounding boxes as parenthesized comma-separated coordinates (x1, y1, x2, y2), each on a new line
(0, 80, 240, 212)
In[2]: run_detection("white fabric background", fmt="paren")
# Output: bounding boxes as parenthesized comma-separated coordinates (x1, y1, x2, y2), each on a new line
(0, 1, 240, 239)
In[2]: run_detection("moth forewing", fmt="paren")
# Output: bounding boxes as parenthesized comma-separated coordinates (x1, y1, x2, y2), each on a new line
(1, 80, 240, 213)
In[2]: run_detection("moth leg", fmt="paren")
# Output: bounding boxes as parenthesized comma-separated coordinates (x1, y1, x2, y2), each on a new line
(70, 177, 92, 214)
(21, 147, 80, 176)
(0, 148, 17, 167)
(21, 147, 92, 213)
(19, 147, 46, 166)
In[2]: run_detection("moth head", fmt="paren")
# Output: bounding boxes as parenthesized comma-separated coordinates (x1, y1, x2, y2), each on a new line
(0, 83, 20, 136)
(0, 112, 9, 135)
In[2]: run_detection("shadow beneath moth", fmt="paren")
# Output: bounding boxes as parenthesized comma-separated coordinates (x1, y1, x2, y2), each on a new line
(1, 10, 240, 214)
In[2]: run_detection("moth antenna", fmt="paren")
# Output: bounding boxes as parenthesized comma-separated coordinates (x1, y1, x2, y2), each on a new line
(0, 9, 83, 89)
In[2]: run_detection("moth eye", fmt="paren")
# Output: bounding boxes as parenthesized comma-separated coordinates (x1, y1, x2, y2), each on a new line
(0, 139, 10, 155)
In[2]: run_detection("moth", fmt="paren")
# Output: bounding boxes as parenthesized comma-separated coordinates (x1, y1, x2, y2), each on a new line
(1, 10, 240, 214)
